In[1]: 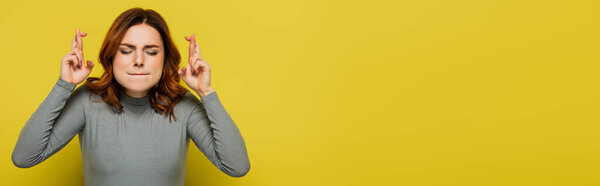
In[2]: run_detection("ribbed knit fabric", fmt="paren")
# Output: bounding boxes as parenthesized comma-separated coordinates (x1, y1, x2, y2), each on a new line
(12, 77, 250, 185)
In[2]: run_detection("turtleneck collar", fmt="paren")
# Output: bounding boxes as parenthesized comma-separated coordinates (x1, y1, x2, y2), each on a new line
(119, 89, 150, 106)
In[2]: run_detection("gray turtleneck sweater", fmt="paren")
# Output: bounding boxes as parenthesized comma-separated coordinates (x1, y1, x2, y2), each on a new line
(12, 78, 251, 185)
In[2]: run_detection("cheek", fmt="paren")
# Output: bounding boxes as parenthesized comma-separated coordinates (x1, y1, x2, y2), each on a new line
(113, 54, 130, 70)
(148, 55, 164, 76)
(112, 55, 131, 83)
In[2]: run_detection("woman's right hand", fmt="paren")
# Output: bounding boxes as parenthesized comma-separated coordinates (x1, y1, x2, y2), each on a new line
(60, 28, 94, 85)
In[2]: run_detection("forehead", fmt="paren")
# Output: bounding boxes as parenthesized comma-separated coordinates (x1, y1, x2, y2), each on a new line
(120, 24, 163, 47)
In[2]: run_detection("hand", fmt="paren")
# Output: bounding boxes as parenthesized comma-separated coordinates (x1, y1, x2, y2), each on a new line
(60, 28, 94, 85)
(178, 34, 214, 97)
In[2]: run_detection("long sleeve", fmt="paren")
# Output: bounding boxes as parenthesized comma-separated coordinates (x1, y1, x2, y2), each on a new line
(186, 91, 251, 177)
(12, 77, 87, 168)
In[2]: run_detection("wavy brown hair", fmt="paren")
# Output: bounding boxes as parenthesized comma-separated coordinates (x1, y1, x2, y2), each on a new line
(85, 7, 187, 122)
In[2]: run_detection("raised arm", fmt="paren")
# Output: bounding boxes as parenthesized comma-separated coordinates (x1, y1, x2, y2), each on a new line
(180, 33, 250, 177)
(12, 29, 93, 168)
(186, 91, 251, 177)
(12, 78, 87, 168)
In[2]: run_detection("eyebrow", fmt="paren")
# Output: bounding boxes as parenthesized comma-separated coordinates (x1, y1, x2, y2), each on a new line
(119, 43, 160, 49)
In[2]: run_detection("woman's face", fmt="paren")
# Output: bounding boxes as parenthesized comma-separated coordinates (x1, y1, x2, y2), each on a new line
(113, 24, 164, 98)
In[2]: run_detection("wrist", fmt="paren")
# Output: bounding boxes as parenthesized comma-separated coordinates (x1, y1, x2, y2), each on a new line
(59, 76, 78, 86)
(195, 87, 215, 97)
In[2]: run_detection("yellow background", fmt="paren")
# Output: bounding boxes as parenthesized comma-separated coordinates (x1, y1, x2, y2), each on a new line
(1, 0, 600, 185)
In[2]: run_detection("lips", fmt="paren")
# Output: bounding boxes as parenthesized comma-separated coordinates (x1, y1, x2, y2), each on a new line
(128, 73, 149, 76)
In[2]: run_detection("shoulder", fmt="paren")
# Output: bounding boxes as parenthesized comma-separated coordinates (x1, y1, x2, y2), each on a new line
(175, 90, 203, 110)
(69, 83, 101, 107)
(72, 83, 91, 99)
(173, 90, 207, 121)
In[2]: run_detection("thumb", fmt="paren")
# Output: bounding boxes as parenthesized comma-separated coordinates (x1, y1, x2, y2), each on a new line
(178, 67, 186, 77)
(85, 60, 95, 71)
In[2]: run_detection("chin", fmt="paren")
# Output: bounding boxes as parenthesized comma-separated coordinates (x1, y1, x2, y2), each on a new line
(125, 85, 152, 92)
(118, 81, 155, 94)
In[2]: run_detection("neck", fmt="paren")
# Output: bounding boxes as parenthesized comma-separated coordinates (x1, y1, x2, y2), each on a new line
(124, 89, 149, 98)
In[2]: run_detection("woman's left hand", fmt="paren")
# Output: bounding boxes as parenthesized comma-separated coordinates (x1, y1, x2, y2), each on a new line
(178, 34, 215, 97)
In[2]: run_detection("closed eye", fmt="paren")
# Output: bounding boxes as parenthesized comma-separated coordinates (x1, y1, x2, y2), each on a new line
(120, 50, 133, 54)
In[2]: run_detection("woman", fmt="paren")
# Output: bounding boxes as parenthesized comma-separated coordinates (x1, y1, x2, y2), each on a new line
(11, 7, 250, 185)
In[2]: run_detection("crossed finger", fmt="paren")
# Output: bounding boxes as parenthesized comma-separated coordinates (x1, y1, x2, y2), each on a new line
(71, 28, 87, 51)
(71, 29, 87, 68)
(185, 34, 203, 74)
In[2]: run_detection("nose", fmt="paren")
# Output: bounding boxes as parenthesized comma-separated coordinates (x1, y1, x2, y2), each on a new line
(134, 50, 144, 67)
